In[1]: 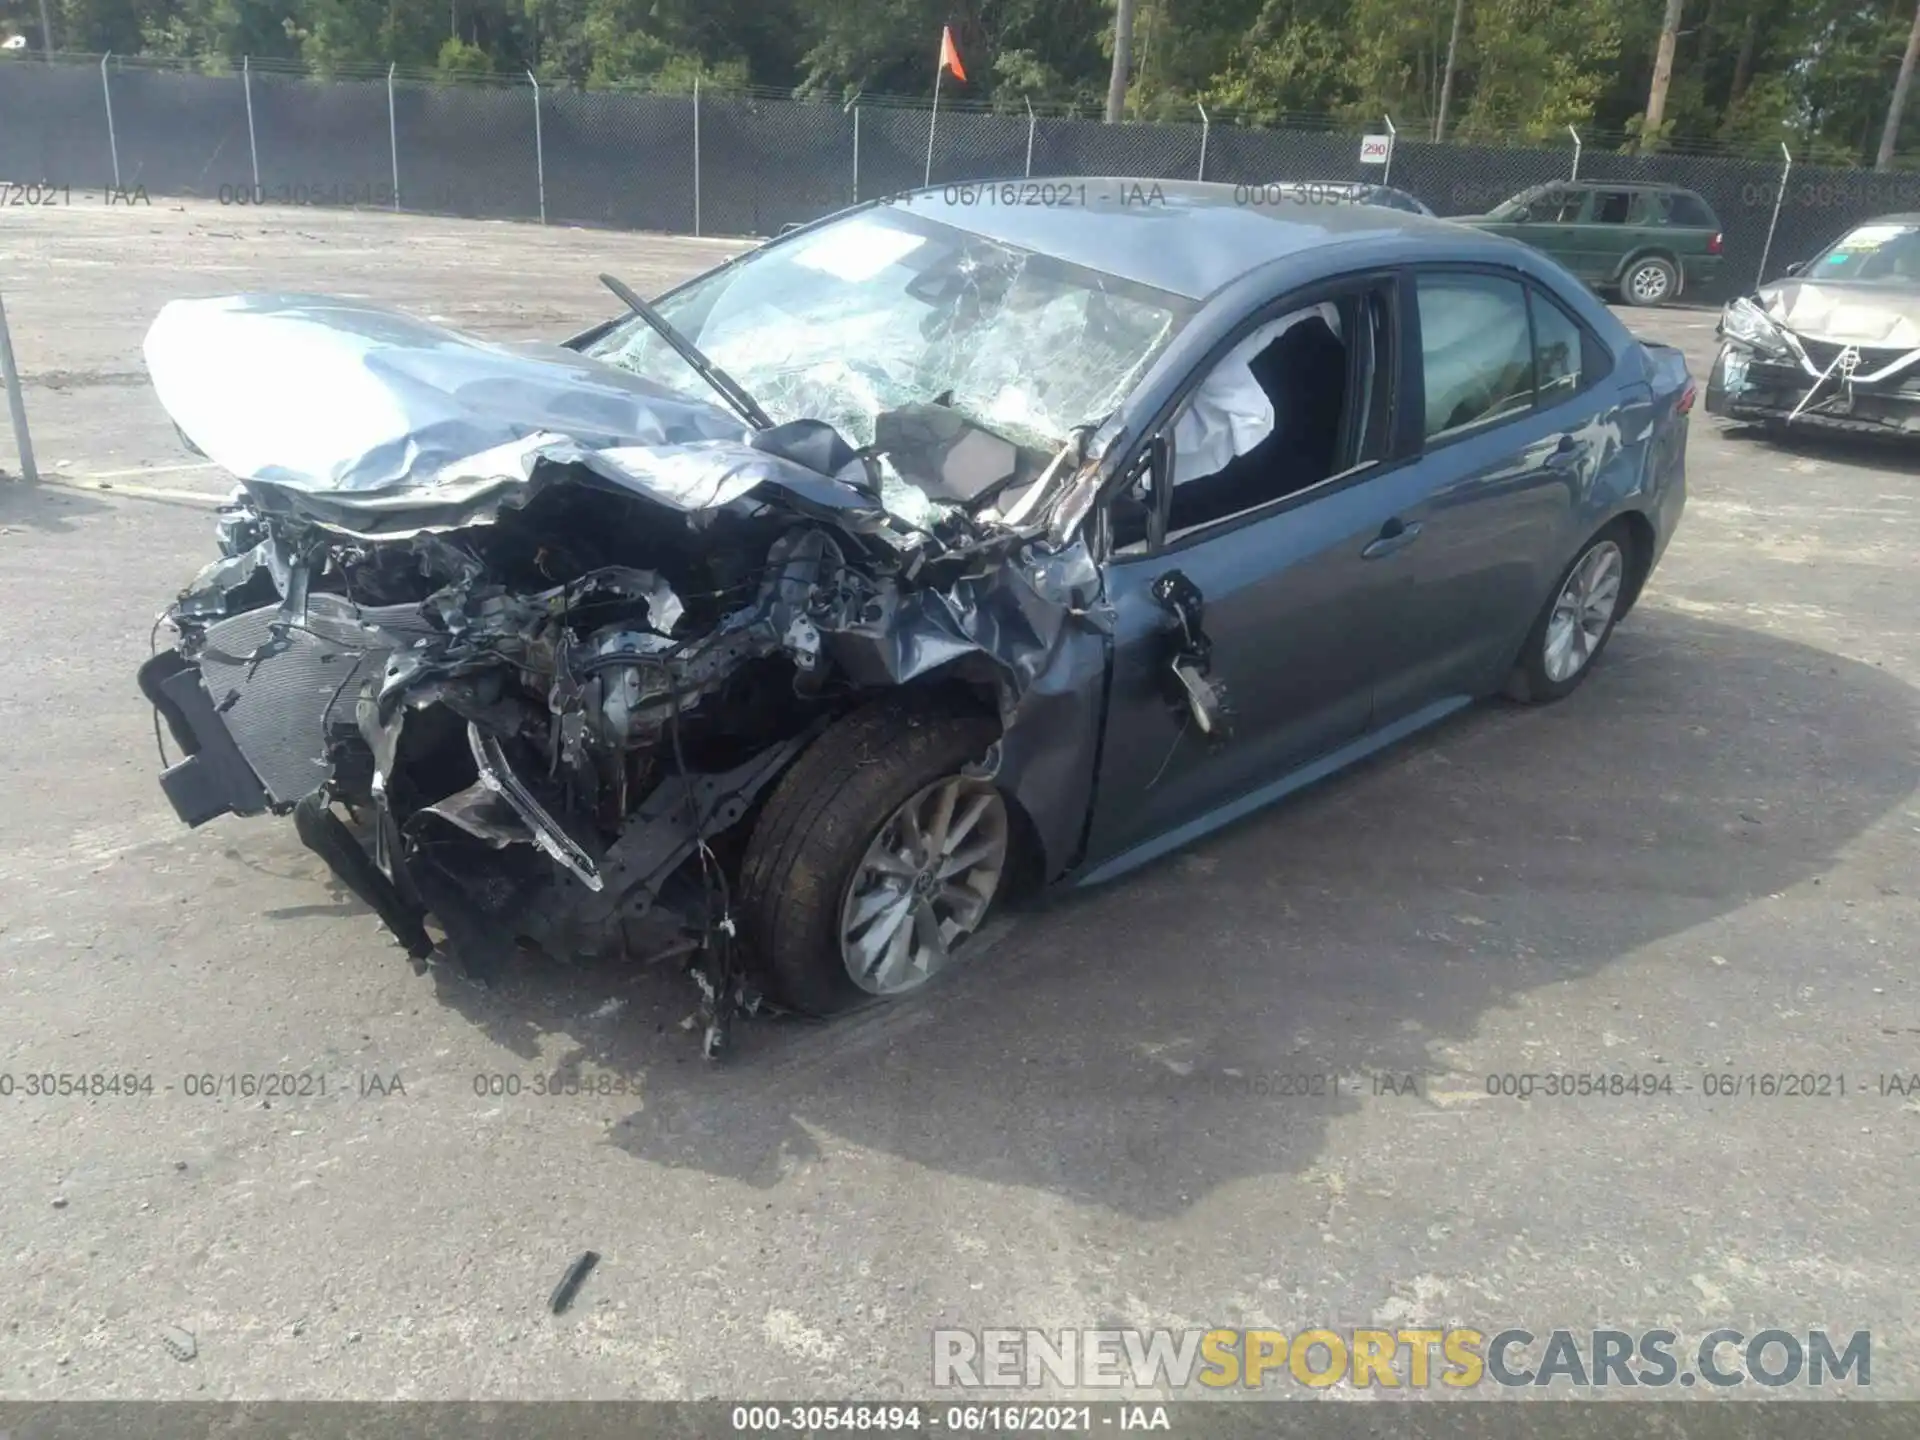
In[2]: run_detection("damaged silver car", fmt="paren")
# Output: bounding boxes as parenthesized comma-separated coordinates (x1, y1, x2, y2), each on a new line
(1707, 215, 1920, 434)
(140, 183, 1692, 1051)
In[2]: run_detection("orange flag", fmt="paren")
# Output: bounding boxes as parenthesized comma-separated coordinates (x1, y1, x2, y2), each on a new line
(939, 25, 967, 83)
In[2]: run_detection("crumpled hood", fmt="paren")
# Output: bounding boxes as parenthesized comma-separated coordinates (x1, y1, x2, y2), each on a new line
(1756, 280, 1920, 347)
(142, 294, 882, 536)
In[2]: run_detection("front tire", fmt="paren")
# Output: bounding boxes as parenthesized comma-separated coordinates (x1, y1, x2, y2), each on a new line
(1622, 256, 1678, 307)
(1504, 524, 1632, 704)
(737, 697, 1009, 1016)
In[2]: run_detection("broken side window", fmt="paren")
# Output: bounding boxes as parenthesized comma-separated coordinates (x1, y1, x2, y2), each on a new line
(1158, 287, 1392, 537)
(1591, 191, 1634, 225)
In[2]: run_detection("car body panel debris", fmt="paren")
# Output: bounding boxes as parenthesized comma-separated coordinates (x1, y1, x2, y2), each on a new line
(160, 1324, 198, 1361)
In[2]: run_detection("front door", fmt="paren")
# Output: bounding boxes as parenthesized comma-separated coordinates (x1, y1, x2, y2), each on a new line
(1079, 278, 1422, 878)
(1506, 185, 1590, 273)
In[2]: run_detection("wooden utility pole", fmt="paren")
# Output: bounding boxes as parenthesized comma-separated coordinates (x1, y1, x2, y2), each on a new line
(1877, 0, 1920, 169)
(1105, 0, 1135, 122)
(1644, 0, 1686, 142)
(1434, 0, 1466, 140)
(1729, 7, 1757, 104)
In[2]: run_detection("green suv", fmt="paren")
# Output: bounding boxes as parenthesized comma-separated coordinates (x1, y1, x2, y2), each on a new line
(1457, 182, 1723, 306)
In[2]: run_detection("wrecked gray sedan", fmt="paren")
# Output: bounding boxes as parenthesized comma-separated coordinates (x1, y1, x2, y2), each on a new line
(139, 182, 1691, 1049)
(1708, 215, 1920, 434)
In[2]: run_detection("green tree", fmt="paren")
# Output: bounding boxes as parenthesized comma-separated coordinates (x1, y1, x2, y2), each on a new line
(437, 34, 491, 74)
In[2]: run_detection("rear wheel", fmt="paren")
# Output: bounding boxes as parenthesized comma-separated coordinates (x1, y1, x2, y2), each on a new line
(1622, 256, 1678, 307)
(737, 697, 1009, 1016)
(1504, 523, 1632, 704)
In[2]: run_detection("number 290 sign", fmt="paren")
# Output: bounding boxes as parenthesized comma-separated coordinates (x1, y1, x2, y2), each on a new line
(1359, 134, 1393, 166)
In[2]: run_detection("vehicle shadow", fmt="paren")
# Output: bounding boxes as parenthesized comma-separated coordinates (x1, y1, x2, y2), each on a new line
(1719, 418, 1920, 475)
(417, 609, 1916, 1219)
(0, 478, 114, 534)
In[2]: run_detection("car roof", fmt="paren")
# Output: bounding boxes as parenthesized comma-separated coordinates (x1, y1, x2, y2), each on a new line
(875, 178, 1478, 301)
(1552, 180, 1712, 201)
(1296, 181, 1424, 199)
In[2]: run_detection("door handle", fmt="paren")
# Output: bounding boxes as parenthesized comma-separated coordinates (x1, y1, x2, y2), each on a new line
(1361, 517, 1423, 559)
(1543, 434, 1580, 469)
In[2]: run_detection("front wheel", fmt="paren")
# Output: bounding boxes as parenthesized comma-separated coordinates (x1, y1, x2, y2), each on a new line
(1504, 525, 1631, 704)
(1622, 256, 1678, 307)
(737, 698, 1011, 1016)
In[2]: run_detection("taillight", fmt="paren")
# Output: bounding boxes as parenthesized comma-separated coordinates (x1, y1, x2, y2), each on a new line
(1708, 232, 1723, 254)
(1677, 380, 1697, 414)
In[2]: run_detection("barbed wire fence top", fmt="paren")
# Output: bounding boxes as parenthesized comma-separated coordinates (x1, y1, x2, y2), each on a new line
(8, 50, 1920, 297)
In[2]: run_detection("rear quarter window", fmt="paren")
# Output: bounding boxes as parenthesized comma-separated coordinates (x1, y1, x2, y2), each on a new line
(1665, 193, 1719, 228)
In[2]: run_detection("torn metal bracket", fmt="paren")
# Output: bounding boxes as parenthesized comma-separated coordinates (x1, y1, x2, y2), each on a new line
(468, 724, 605, 891)
(576, 724, 822, 925)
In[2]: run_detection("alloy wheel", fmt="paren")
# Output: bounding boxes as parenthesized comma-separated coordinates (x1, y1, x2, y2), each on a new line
(838, 775, 1010, 995)
(1543, 540, 1624, 684)
(1628, 263, 1672, 303)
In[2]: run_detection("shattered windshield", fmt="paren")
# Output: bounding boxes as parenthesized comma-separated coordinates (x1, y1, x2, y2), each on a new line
(583, 209, 1190, 457)
(1806, 223, 1920, 283)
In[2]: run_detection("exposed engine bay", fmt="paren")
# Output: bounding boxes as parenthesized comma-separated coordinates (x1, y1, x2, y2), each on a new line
(137, 290, 1122, 1053)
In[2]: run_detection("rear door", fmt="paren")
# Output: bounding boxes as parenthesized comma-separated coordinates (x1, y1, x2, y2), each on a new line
(1511, 186, 1592, 274)
(1369, 267, 1636, 722)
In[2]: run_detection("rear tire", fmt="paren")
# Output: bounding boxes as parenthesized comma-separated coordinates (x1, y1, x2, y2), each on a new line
(1503, 522, 1633, 704)
(1622, 256, 1678, 307)
(737, 696, 1008, 1016)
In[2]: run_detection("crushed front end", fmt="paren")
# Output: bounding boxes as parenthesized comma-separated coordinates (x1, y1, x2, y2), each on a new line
(1707, 287, 1920, 436)
(138, 293, 1116, 1050)
(145, 480, 861, 980)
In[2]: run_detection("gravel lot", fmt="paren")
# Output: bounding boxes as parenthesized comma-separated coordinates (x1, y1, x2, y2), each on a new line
(1, 199, 1916, 1402)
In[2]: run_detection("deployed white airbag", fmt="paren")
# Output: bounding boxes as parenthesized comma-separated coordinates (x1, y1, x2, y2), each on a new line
(1171, 302, 1342, 486)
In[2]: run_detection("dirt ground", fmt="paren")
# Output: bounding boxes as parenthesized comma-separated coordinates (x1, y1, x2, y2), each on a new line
(1, 198, 1916, 1401)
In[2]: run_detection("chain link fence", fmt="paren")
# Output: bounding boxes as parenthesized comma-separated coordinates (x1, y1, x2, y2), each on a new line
(9, 53, 1920, 302)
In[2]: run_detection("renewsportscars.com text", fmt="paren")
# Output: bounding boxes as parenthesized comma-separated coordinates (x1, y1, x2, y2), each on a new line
(932, 1326, 1870, 1390)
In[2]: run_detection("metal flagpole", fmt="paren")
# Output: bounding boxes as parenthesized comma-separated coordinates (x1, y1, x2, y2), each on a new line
(1756, 143, 1793, 285)
(387, 63, 400, 210)
(848, 92, 862, 203)
(0, 289, 39, 483)
(529, 71, 546, 224)
(244, 57, 260, 192)
(101, 53, 121, 190)
(924, 61, 942, 187)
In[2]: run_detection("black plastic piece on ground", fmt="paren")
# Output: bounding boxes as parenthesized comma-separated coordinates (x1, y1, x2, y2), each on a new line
(549, 1251, 599, 1314)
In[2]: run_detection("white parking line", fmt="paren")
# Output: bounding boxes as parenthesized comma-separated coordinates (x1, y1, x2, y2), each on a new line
(39, 475, 223, 506)
(76, 461, 223, 480)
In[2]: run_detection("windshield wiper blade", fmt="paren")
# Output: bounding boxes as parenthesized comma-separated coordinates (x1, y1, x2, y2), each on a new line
(598, 272, 774, 431)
